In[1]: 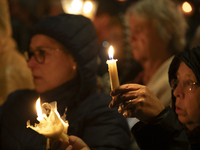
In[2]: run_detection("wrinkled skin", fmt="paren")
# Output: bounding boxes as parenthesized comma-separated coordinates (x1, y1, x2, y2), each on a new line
(109, 84, 165, 123)
(173, 62, 200, 130)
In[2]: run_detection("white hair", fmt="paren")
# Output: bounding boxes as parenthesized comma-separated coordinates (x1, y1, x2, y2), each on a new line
(126, 0, 188, 54)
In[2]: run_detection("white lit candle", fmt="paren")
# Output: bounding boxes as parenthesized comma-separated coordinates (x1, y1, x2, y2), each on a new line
(27, 98, 69, 141)
(106, 46, 120, 90)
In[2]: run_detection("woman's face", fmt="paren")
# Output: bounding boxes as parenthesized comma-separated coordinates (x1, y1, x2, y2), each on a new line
(173, 62, 200, 130)
(127, 14, 166, 63)
(28, 34, 77, 93)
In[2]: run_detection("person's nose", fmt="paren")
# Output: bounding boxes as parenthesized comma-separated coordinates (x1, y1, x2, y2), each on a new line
(173, 83, 184, 99)
(27, 56, 38, 69)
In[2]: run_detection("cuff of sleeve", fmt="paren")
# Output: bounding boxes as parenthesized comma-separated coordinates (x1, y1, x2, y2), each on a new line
(131, 106, 184, 149)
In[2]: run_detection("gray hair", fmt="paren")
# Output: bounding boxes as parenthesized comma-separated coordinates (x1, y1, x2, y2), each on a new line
(126, 0, 188, 54)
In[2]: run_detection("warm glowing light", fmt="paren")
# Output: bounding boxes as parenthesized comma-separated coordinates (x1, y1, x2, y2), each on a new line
(61, 0, 97, 19)
(72, 0, 83, 10)
(27, 100, 69, 140)
(182, 2, 192, 13)
(68, 0, 83, 14)
(106, 45, 119, 91)
(108, 46, 114, 60)
(36, 98, 46, 121)
(83, 1, 93, 14)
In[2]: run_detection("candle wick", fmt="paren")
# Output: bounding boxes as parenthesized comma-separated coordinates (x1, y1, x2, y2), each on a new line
(109, 56, 113, 60)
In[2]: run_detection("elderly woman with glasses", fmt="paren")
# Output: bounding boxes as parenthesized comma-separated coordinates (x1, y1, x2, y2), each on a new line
(0, 14, 131, 150)
(109, 46, 200, 150)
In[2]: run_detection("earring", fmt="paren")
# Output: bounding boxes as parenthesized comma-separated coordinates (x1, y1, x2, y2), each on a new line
(73, 65, 76, 70)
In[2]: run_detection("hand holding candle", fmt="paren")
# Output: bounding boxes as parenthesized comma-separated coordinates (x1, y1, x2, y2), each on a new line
(107, 46, 125, 110)
(27, 98, 69, 141)
(106, 46, 120, 91)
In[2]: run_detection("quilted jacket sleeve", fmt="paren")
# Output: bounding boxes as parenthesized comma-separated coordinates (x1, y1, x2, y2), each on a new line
(77, 93, 131, 150)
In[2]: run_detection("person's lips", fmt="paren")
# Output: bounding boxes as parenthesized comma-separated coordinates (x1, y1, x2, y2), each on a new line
(175, 106, 183, 114)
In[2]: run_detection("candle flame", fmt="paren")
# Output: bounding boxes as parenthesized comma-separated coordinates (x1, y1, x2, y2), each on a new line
(36, 98, 46, 121)
(27, 98, 69, 139)
(108, 46, 114, 60)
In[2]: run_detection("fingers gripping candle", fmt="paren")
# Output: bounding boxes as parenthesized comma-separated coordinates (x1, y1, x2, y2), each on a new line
(106, 46, 120, 90)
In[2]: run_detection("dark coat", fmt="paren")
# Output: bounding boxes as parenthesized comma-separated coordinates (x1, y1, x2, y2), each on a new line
(168, 46, 200, 150)
(0, 14, 131, 150)
(131, 107, 191, 150)
(0, 86, 130, 150)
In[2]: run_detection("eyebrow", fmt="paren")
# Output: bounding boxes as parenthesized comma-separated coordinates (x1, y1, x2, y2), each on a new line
(29, 47, 53, 52)
(176, 72, 196, 81)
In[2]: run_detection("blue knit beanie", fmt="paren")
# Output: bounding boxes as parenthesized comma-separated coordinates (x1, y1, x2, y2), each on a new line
(31, 13, 98, 65)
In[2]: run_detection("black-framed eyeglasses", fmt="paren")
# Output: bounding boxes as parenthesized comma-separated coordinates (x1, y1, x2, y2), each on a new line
(26, 47, 59, 64)
(170, 78, 199, 92)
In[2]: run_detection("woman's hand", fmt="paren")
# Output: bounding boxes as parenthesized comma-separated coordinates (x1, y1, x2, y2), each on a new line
(109, 84, 165, 123)
(51, 135, 90, 150)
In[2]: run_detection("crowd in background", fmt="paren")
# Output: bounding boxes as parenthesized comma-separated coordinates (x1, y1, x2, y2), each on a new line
(1, 0, 200, 149)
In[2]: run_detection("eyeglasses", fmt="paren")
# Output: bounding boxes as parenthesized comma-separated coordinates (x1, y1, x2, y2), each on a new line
(27, 47, 59, 64)
(170, 78, 199, 92)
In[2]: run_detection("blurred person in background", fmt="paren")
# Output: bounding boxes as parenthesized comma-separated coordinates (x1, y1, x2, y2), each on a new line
(93, 0, 142, 99)
(92, 0, 125, 77)
(0, 13, 131, 150)
(8, 0, 64, 54)
(190, 25, 200, 49)
(100, 13, 142, 96)
(126, 0, 188, 108)
(92, 0, 122, 44)
(122, 1, 188, 147)
(0, 0, 34, 106)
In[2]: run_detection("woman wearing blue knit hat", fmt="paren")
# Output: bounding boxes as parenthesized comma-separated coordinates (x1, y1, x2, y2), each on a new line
(0, 14, 131, 150)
